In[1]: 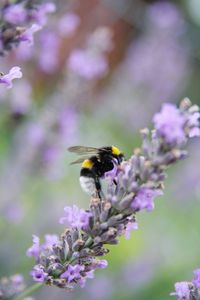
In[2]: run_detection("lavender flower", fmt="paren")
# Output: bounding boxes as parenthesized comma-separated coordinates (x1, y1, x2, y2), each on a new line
(28, 99, 200, 291)
(58, 13, 80, 37)
(26, 234, 59, 260)
(153, 103, 186, 145)
(38, 30, 60, 73)
(19, 24, 41, 46)
(125, 221, 138, 240)
(0, 66, 22, 88)
(67, 27, 112, 80)
(131, 187, 163, 212)
(61, 264, 84, 282)
(171, 266, 200, 299)
(30, 266, 48, 283)
(0, 274, 26, 299)
(30, 2, 56, 26)
(0, 0, 55, 56)
(193, 269, 200, 289)
(4, 4, 27, 25)
(171, 282, 190, 300)
(26, 235, 40, 259)
(68, 49, 108, 80)
(59, 205, 91, 230)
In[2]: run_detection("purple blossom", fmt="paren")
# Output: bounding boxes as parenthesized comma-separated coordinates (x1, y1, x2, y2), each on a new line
(192, 269, 200, 289)
(170, 282, 190, 300)
(30, 265, 48, 283)
(4, 4, 27, 24)
(67, 49, 108, 80)
(0, 67, 22, 89)
(30, 3, 56, 26)
(38, 30, 60, 73)
(26, 235, 40, 259)
(26, 123, 44, 147)
(61, 264, 84, 282)
(15, 43, 33, 61)
(187, 111, 200, 138)
(131, 188, 163, 212)
(26, 234, 58, 258)
(153, 103, 186, 144)
(58, 13, 80, 37)
(11, 274, 24, 286)
(146, 2, 184, 32)
(42, 234, 59, 250)
(104, 160, 118, 180)
(59, 205, 91, 229)
(19, 24, 41, 45)
(95, 260, 108, 269)
(125, 221, 138, 239)
(79, 270, 94, 288)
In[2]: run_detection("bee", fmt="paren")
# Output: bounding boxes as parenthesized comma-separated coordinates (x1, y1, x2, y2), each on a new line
(68, 145, 124, 198)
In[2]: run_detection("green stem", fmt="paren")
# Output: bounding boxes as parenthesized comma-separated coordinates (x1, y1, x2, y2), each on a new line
(13, 283, 43, 300)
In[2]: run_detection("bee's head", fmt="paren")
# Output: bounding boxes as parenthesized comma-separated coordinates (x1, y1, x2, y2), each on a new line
(111, 146, 124, 164)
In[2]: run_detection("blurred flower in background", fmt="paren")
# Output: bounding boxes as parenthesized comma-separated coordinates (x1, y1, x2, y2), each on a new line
(1, 0, 200, 300)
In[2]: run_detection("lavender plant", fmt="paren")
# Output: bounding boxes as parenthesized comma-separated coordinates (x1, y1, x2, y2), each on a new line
(171, 269, 200, 300)
(23, 98, 200, 296)
(0, 0, 55, 56)
(0, 0, 55, 88)
(0, 274, 26, 300)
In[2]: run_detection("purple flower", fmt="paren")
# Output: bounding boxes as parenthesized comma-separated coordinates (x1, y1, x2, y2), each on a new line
(147, 2, 183, 31)
(104, 159, 118, 180)
(38, 30, 60, 73)
(58, 13, 80, 37)
(42, 234, 59, 250)
(170, 282, 190, 300)
(4, 4, 27, 24)
(187, 111, 200, 138)
(125, 221, 138, 239)
(30, 3, 56, 26)
(30, 265, 48, 283)
(19, 24, 41, 45)
(131, 188, 163, 212)
(153, 103, 186, 144)
(79, 270, 94, 287)
(95, 260, 108, 269)
(67, 49, 108, 80)
(26, 123, 44, 147)
(11, 274, 24, 286)
(192, 269, 200, 289)
(61, 264, 84, 282)
(26, 235, 40, 259)
(0, 67, 22, 89)
(59, 205, 91, 229)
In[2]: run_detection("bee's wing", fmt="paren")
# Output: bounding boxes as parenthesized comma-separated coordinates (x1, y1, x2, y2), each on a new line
(68, 146, 99, 155)
(70, 157, 90, 165)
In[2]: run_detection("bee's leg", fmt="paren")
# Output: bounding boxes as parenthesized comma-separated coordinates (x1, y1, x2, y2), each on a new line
(94, 177, 103, 200)
(113, 179, 117, 186)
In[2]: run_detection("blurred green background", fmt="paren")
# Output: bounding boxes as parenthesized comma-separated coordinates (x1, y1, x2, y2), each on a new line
(1, 0, 200, 299)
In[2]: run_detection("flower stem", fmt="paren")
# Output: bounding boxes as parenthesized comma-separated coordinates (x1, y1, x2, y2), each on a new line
(13, 283, 43, 300)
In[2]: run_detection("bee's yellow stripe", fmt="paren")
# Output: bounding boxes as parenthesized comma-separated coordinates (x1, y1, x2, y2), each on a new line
(82, 159, 93, 169)
(112, 146, 121, 156)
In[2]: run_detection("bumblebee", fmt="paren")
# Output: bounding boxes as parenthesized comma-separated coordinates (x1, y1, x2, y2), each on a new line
(68, 145, 124, 198)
